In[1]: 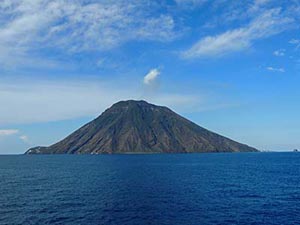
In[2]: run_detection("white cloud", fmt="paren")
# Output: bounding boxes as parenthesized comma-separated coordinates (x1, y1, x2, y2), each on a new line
(183, 8, 294, 58)
(254, 0, 271, 5)
(289, 39, 300, 44)
(174, 0, 207, 7)
(19, 135, 30, 144)
(0, 130, 28, 154)
(273, 49, 285, 56)
(289, 39, 300, 50)
(143, 68, 160, 85)
(0, 129, 19, 136)
(266, 66, 285, 73)
(0, 0, 177, 67)
(245, 0, 273, 16)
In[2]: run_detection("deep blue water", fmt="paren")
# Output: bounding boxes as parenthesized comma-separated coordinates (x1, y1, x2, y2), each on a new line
(0, 153, 300, 225)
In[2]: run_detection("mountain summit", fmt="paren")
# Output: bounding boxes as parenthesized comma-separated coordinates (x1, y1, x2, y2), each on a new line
(26, 100, 257, 154)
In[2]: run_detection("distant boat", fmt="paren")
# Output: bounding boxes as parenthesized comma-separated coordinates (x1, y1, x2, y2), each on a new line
(293, 149, 299, 152)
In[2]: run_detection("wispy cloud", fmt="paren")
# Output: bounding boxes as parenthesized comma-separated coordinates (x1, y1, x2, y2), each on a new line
(0, 0, 177, 68)
(182, 8, 294, 58)
(289, 39, 300, 50)
(174, 0, 208, 7)
(0, 129, 30, 145)
(0, 129, 19, 136)
(266, 66, 285, 73)
(250, 0, 272, 11)
(143, 68, 160, 85)
(273, 49, 285, 56)
(0, 129, 30, 154)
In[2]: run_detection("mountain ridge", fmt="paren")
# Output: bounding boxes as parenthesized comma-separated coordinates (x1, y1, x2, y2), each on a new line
(25, 100, 258, 154)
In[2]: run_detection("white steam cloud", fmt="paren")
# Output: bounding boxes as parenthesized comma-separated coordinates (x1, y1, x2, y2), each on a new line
(143, 68, 160, 85)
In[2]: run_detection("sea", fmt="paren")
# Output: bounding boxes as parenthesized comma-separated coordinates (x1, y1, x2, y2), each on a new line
(0, 153, 300, 225)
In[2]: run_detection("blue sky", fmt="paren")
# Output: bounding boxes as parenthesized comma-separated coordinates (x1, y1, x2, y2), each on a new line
(0, 0, 300, 153)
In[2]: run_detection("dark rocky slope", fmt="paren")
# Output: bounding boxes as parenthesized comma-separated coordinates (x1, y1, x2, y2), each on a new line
(26, 100, 258, 154)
